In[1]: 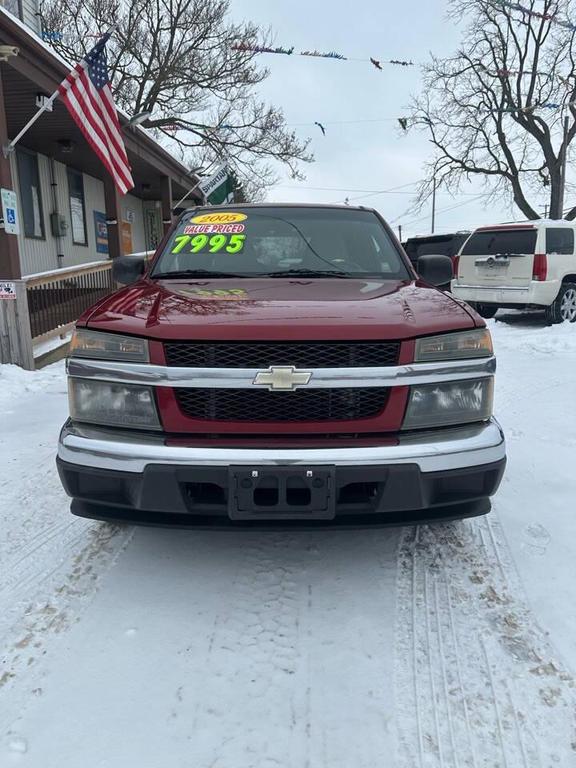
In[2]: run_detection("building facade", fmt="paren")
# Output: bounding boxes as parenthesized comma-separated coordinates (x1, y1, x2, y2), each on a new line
(0, 0, 201, 279)
(9, 149, 167, 275)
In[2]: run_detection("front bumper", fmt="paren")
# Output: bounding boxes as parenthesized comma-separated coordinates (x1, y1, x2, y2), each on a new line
(57, 419, 506, 526)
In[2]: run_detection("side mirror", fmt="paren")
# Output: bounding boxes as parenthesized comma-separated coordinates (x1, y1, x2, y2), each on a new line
(112, 254, 146, 285)
(416, 254, 454, 286)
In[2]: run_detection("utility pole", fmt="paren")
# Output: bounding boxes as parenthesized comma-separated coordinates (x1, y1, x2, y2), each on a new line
(431, 177, 436, 233)
(398, 224, 402, 241)
(558, 114, 570, 219)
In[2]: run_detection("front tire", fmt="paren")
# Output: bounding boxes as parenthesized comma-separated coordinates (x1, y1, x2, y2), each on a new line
(472, 303, 498, 319)
(545, 283, 576, 324)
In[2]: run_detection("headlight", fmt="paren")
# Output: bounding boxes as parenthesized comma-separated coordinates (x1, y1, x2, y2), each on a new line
(70, 329, 149, 363)
(415, 329, 493, 362)
(403, 378, 493, 430)
(69, 378, 161, 430)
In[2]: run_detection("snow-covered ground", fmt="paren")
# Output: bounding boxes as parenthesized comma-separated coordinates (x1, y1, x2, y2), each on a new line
(1, 314, 575, 768)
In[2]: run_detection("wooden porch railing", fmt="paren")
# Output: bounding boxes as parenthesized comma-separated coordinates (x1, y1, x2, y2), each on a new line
(25, 261, 114, 342)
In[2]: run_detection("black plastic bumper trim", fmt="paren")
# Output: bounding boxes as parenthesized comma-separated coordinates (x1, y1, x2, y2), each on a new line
(57, 456, 506, 528)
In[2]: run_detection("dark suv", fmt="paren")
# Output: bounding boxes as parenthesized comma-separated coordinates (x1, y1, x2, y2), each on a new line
(403, 232, 471, 289)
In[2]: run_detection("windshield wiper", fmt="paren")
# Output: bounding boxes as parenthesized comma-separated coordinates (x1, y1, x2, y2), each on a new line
(153, 269, 247, 279)
(261, 268, 350, 279)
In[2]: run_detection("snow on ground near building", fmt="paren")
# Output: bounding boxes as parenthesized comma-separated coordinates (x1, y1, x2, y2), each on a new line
(0, 314, 575, 767)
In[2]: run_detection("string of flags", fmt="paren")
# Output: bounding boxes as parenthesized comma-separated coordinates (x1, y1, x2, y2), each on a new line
(231, 43, 414, 69)
(495, 0, 576, 31)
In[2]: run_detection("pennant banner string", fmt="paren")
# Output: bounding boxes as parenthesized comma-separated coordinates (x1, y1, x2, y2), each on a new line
(492, 0, 576, 31)
(231, 43, 414, 69)
(230, 41, 576, 81)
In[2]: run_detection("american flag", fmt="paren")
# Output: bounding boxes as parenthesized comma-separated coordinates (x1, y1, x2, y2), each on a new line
(58, 33, 134, 195)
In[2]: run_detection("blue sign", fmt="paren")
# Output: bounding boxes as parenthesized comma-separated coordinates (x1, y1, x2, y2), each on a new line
(93, 211, 109, 254)
(1, 188, 19, 235)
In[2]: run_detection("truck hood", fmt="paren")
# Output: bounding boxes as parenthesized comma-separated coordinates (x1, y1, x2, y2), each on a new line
(83, 277, 478, 341)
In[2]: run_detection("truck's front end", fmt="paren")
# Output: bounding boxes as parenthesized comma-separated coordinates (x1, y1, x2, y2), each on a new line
(57, 205, 506, 525)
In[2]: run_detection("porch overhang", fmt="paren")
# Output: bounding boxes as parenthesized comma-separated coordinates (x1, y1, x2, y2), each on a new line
(0, 7, 202, 204)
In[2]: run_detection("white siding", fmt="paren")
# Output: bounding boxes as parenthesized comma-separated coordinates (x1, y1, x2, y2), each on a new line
(20, 0, 40, 33)
(11, 150, 155, 275)
(53, 162, 108, 269)
(10, 151, 57, 275)
(12, 152, 109, 274)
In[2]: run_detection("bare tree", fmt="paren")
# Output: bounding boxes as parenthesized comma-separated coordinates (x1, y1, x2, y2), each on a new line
(410, 0, 576, 220)
(38, 0, 313, 196)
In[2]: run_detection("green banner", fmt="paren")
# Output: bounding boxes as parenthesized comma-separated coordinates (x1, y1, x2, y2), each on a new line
(207, 174, 235, 205)
(198, 163, 235, 205)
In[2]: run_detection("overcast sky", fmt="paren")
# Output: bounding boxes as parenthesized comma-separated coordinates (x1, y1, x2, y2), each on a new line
(230, 0, 553, 240)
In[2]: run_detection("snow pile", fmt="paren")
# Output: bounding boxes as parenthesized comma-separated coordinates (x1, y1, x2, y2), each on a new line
(490, 316, 576, 355)
(0, 361, 66, 407)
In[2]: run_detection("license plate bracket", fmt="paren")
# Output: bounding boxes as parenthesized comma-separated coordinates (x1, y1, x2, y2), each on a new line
(229, 466, 336, 521)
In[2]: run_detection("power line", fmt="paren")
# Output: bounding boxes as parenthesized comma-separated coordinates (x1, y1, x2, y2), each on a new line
(336, 185, 424, 205)
(276, 183, 416, 193)
(327, 182, 423, 206)
(275, 183, 492, 196)
(396, 194, 488, 228)
(286, 118, 402, 127)
(336, 188, 492, 206)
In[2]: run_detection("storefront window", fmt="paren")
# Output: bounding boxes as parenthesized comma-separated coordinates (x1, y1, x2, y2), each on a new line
(16, 149, 45, 239)
(67, 168, 87, 245)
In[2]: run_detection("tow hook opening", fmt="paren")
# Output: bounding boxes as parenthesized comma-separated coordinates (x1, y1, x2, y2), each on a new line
(337, 482, 381, 506)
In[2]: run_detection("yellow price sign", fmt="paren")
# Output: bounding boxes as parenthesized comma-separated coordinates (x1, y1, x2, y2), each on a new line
(191, 212, 247, 225)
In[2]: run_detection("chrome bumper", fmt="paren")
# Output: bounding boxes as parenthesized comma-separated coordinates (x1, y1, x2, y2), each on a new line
(58, 419, 506, 475)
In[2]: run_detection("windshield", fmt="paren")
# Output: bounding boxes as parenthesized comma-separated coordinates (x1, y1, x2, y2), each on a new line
(151, 207, 410, 279)
(462, 229, 537, 256)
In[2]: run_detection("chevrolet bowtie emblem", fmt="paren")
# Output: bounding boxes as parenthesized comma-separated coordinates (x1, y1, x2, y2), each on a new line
(253, 366, 313, 391)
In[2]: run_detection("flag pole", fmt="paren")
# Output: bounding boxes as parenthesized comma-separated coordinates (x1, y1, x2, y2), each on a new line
(2, 90, 60, 158)
(2, 26, 117, 159)
(173, 161, 229, 210)
(173, 179, 205, 211)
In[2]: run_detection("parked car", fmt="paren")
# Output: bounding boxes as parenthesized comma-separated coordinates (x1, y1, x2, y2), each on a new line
(452, 220, 576, 323)
(57, 204, 506, 526)
(403, 232, 471, 289)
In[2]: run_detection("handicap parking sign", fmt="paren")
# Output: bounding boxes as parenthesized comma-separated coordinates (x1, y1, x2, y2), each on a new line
(1, 189, 19, 235)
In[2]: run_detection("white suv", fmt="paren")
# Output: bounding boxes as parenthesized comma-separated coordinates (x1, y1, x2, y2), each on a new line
(451, 220, 576, 323)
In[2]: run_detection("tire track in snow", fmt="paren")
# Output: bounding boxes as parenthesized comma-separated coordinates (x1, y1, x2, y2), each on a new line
(0, 521, 134, 712)
(0, 396, 134, 698)
(183, 530, 397, 768)
(395, 514, 576, 768)
(0, 452, 132, 645)
(189, 532, 305, 768)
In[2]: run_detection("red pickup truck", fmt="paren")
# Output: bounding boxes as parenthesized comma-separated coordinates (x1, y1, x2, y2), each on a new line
(57, 204, 506, 526)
